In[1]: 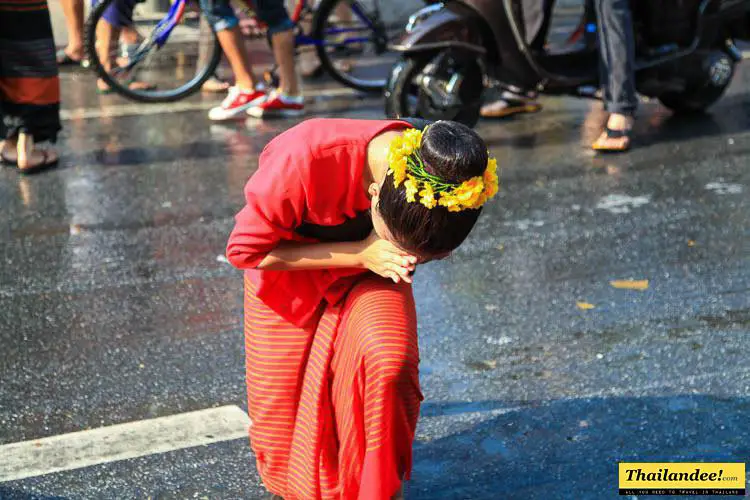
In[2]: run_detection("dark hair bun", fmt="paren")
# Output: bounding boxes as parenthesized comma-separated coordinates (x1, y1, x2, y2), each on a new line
(377, 120, 490, 257)
(420, 121, 488, 184)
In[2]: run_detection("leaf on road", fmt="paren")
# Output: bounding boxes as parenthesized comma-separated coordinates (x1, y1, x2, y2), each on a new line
(687, 240, 696, 247)
(610, 279, 649, 290)
(576, 301, 595, 310)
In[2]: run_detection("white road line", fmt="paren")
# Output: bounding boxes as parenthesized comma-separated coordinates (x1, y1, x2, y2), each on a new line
(60, 87, 360, 121)
(0, 405, 250, 483)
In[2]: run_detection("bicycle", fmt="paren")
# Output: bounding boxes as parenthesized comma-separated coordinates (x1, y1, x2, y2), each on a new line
(84, 0, 403, 103)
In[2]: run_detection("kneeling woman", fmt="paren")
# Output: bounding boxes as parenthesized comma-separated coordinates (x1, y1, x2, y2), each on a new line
(226, 118, 498, 499)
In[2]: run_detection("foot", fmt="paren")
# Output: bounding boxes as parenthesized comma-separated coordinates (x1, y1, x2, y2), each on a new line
(247, 92, 304, 119)
(480, 96, 541, 118)
(201, 76, 231, 93)
(17, 133, 59, 174)
(592, 113, 634, 152)
(57, 47, 84, 65)
(209, 86, 267, 121)
(97, 78, 156, 93)
(300, 60, 324, 79)
(1, 139, 18, 164)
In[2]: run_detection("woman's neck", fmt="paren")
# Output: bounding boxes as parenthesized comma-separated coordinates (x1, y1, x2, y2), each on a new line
(364, 130, 402, 191)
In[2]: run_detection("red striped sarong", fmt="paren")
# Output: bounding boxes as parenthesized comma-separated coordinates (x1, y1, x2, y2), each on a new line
(0, 0, 61, 142)
(245, 274, 423, 499)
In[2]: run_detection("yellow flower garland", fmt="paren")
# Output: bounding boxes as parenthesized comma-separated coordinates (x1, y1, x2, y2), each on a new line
(386, 127, 498, 212)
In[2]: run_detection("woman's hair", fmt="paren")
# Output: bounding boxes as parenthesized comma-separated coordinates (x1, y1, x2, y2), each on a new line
(377, 120, 489, 256)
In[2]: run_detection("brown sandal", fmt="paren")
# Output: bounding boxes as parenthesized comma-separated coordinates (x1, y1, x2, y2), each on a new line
(592, 127, 633, 153)
(481, 98, 542, 119)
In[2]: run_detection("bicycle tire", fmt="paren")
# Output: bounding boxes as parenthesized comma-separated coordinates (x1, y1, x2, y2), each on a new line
(311, 0, 389, 93)
(84, 0, 223, 103)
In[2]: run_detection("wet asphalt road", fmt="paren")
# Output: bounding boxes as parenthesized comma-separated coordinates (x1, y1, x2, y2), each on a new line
(1, 61, 749, 500)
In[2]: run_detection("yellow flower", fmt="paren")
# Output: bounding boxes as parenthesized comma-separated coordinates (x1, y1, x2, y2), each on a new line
(419, 183, 436, 209)
(438, 192, 462, 212)
(483, 157, 499, 200)
(404, 175, 419, 203)
(401, 128, 422, 155)
(451, 176, 484, 209)
(388, 156, 407, 187)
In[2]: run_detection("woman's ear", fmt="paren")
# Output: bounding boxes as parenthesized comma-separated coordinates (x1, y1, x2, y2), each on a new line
(368, 182, 380, 198)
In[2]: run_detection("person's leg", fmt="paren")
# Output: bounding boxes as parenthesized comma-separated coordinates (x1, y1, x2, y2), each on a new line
(0, 0, 61, 171)
(329, 277, 422, 499)
(592, 0, 637, 151)
(247, 0, 304, 117)
(481, 0, 552, 119)
(200, 0, 256, 90)
(199, 17, 231, 92)
(95, 0, 155, 91)
(270, 30, 298, 96)
(58, 0, 85, 62)
(95, 18, 121, 89)
(202, 0, 268, 119)
(243, 276, 315, 497)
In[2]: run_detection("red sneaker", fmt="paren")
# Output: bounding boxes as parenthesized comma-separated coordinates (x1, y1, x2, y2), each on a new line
(247, 92, 304, 118)
(209, 86, 267, 121)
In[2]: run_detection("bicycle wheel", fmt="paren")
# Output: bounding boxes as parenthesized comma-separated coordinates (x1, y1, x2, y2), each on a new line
(85, 0, 222, 103)
(311, 0, 402, 92)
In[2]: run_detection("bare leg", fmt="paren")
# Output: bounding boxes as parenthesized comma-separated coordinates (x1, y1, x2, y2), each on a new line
(96, 20, 121, 89)
(120, 25, 139, 45)
(216, 26, 257, 90)
(271, 29, 299, 95)
(60, 0, 85, 60)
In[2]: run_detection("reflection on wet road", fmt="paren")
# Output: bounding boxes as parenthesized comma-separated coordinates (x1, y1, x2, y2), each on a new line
(0, 63, 748, 498)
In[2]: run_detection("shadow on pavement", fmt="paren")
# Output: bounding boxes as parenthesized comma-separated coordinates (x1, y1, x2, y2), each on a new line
(409, 394, 750, 499)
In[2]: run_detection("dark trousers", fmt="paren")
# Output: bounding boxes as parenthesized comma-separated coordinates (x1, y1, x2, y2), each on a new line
(594, 0, 638, 115)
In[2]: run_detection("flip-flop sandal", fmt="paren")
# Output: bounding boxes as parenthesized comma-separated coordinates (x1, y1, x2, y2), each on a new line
(592, 127, 633, 153)
(56, 49, 83, 66)
(17, 150, 59, 175)
(481, 99, 542, 119)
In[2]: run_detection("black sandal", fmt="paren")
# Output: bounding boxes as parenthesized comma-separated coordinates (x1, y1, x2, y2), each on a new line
(18, 150, 59, 175)
(592, 126, 633, 153)
(56, 49, 83, 66)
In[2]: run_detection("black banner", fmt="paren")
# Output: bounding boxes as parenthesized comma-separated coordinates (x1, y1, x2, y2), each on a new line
(619, 489, 746, 496)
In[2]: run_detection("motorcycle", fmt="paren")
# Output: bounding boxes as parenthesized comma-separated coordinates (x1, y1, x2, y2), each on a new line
(384, 0, 750, 127)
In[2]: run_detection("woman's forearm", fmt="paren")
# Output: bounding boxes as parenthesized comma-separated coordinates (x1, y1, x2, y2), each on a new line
(257, 241, 365, 271)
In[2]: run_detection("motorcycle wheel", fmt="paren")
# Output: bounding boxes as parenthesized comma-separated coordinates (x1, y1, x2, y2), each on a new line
(384, 54, 483, 127)
(659, 52, 735, 113)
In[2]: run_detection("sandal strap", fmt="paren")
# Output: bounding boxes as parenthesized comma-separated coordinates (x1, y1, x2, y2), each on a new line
(605, 127, 632, 139)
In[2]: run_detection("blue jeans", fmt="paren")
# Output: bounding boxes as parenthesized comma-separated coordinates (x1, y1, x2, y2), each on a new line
(594, 0, 638, 115)
(200, 0, 294, 34)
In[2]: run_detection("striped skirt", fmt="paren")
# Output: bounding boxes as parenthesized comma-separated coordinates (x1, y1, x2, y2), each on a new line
(245, 274, 423, 499)
(0, 0, 61, 142)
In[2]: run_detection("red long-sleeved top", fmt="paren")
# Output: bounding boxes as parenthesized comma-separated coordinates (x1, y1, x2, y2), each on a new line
(226, 118, 412, 327)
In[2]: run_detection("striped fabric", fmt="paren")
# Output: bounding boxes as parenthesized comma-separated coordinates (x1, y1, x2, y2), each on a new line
(0, 0, 61, 142)
(245, 274, 423, 499)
